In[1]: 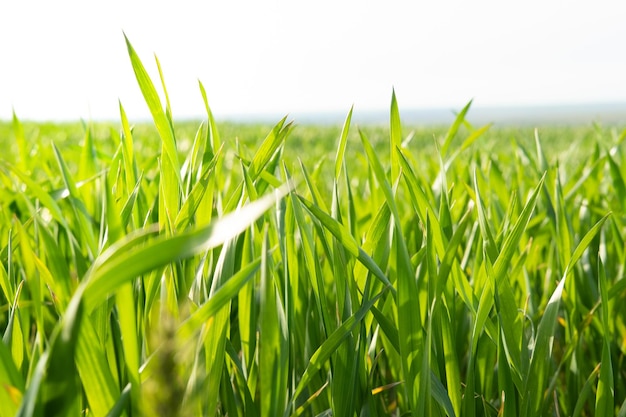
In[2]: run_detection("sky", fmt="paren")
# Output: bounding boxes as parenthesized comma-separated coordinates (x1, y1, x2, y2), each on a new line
(1, 0, 625, 122)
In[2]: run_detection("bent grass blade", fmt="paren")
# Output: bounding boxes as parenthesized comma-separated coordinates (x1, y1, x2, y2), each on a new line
(82, 184, 292, 309)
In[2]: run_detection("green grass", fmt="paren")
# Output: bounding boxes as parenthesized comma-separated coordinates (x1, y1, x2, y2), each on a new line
(1, 38, 626, 416)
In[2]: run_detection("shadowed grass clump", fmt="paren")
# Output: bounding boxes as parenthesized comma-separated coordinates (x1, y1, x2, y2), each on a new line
(1, 38, 626, 417)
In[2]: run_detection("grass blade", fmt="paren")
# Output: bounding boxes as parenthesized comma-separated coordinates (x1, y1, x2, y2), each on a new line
(124, 34, 181, 184)
(83, 185, 290, 310)
(334, 106, 353, 180)
(523, 212, 610, 416)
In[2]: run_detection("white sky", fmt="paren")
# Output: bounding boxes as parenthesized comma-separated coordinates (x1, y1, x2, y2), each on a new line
(1, 0, 625, 121)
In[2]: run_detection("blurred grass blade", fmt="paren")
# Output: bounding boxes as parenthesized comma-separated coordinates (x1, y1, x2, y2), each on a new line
(248, 116, 291, 180)
(441, 100, 472, 157)
(12, 110, 28, 172)
(16, 351, 48, 417)
(0, 338, 23, 416)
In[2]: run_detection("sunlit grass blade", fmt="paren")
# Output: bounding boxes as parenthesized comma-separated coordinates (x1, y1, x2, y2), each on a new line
(334, 106, 353, 180)
(118, 101, 137, 195)
(52, 142, 98, 256)
(390, 89, 402, 181)
(441, 100, 472, 157)
(14, 219, 45, 346)
(490, 173, 545, 381)
(83, 185, 290, 309)
(174, 154, 218, 231)
(198, 80, 221, 159)
(397, 148, 436, 229)
(154, 54, 173, 120)
(534, 129, 549, 173)
(78, 125, 97, 214)
(296, 194, 392, 291)
(473, 169, 498, 262)
(445, 122, 491, 166)
(124, 34, 180, 184)
(75, 312, 121, 416)
(248, 116, 291, 181)
(178, 258, 261, 339)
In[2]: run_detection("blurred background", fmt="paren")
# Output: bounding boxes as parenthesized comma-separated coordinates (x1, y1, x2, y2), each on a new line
(1, 0, 625, 124)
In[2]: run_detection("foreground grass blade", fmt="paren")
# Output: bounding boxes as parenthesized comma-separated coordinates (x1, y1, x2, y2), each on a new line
(83, 185, 291, 309)
(0, 338, 23, 416)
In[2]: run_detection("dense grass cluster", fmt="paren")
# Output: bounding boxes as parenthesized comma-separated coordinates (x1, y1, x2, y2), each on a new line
(1, 38, 626, 416)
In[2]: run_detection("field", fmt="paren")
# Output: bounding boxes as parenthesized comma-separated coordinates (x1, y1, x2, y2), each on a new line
(1, 39, 626, 417)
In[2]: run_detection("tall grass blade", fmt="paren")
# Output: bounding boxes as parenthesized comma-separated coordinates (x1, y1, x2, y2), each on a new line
(334, 106, 353, 180)
(124, 34, 181, 184)
(595, 257, 614, 416)
(390, 89, 402, 181)
(360, 129, 422, 414)
(296, 194, 392, 291)
(523, 212, 610, 416)
(259, 227, 289, 416)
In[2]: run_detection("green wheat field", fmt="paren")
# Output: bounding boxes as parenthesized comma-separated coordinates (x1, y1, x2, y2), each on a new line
(1, 38, 626, 417)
